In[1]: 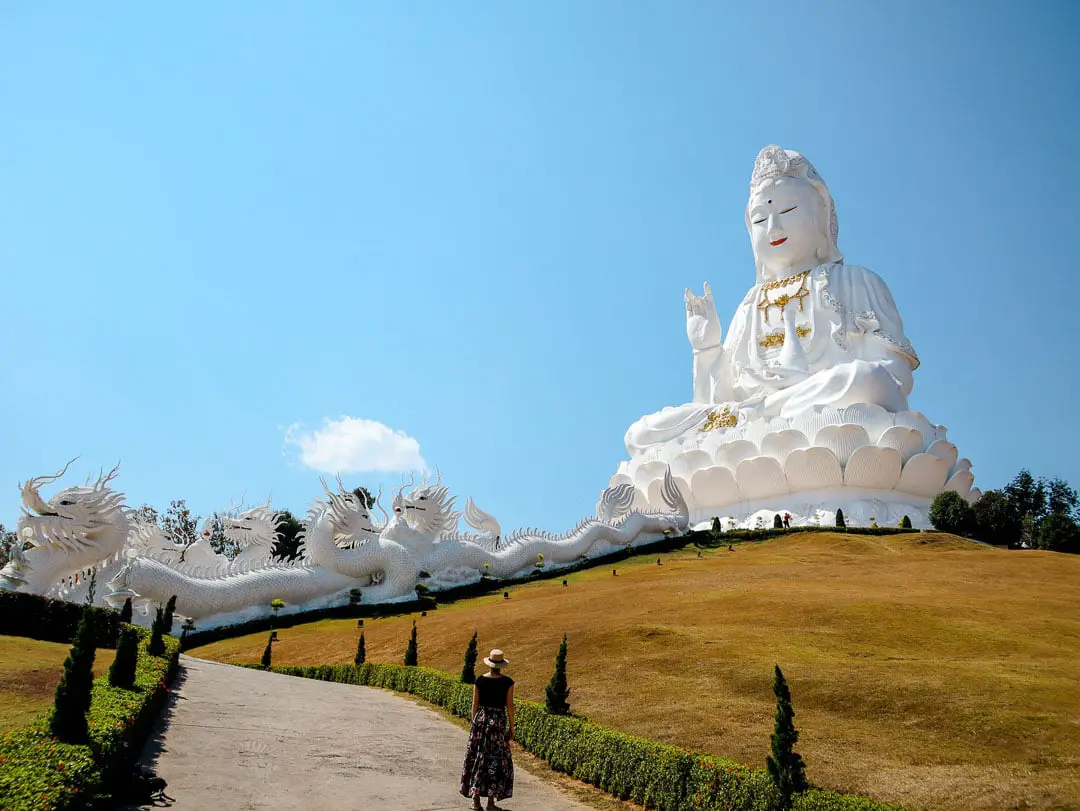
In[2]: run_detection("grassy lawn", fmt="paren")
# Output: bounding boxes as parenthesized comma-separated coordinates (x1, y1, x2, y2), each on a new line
(0, 636, 115, 734)
(195, 532, 1080, 810)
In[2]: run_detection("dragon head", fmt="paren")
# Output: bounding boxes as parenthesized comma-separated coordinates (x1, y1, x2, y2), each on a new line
(220, 504, 283, 550)
(393, 470, 460, 539)
(17, 459, 128, 551)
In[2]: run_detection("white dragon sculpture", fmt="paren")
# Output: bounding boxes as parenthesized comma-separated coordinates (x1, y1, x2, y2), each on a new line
(3, 462, 688, 630)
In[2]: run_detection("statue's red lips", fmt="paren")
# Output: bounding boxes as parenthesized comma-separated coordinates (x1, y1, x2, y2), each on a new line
(770, 237, 788, 246)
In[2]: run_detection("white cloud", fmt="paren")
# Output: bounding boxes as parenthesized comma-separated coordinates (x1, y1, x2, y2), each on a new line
(284, 417, 427, 474)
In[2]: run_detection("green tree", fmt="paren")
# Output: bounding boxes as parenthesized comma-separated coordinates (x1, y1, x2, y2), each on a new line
(148, 607, 167, 656)
(118, 597, 133, 624)
(765, 665, 808, 810)
(461, 631, 478, 684)
(929, 490, 974, 535)
(710, 516, 723, 540)
(1037, 512, 1080, 554)
(355, 631, 366, 666)
(1020, 513, 1037, 548)
(971, 490, 1021, 546)
(50, 608, 97, 743)
(261, 633, 273, 668)
(835, 509, 845, 528)
(773, 514, 784, 529)
(1045, 476, 1079, 519)
(271, 510, 305, 561)
(108, 625, 140, 689)
(352, 487, 377, 509)
(162, 595, 178, 634)
(1003, 470, 1047, 525)
(404, 620, 418, 666)
(900, 515, 912, 529)
(545, 634, 571, 715)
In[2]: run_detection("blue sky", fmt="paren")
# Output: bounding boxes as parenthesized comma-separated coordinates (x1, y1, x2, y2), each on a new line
(2, 2, 1078, 532)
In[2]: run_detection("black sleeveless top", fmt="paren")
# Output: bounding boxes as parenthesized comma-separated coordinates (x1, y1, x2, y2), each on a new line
(476, 674, 514, 708)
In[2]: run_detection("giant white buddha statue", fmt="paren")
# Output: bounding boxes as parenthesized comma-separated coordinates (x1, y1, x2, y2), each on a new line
(614, 146, 978, 528)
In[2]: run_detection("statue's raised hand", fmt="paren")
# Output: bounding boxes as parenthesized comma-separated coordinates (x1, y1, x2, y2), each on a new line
(685, 282, 722, 351)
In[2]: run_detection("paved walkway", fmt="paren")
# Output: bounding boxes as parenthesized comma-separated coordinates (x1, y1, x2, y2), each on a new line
(121, 655, 590, 811)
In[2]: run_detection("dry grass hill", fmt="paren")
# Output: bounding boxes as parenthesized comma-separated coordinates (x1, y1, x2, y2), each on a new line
(195, 532, 1080, 810)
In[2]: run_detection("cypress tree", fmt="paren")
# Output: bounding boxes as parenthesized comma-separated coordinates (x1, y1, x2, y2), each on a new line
(773, 514, 784, 529)
(354, 631, 366, 666)
(50, 607, 97, 743)
(545, 634, 571, 715)
(404, 620, 418, 666)
(118, 597, 133, 624)
(109, 625, 139, 689)
(261, 633, 273, 668)
(901, 515, 912, 529)
(765, 665, 808, 809)
(461, 631, 478, 684)
(835, 508, 846, 528)
(162, 595, 178, 634)
(148, 607, 166, 656)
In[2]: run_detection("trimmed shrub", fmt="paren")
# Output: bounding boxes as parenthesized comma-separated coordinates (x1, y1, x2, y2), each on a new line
(354, 632, 366, 666)
(766, 665, 808, 810)
(545, 633, 571, 716)
(258, 662, 899, 811)
(773, 514, 784, 529)
(461, 630, 478, 684)
(0, 626, 180, 810)
(900, 515, 912, 529)
(148, 608, 167, 656)
(108, 626, 140, 689)
(261, 634, 273, 668)
(162, 595, 177, 635)
(835, 509, 845, 528)
(929, 490, 974, 535)
(404, 620, 418, 666)
(118, 597, 133, 625)
(0, 590, 120, 647)
(49, 608, 98, 744)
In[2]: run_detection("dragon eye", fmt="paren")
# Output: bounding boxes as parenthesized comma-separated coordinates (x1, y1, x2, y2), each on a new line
(60, 500, 74, 506)
(419, 496, 427, 501)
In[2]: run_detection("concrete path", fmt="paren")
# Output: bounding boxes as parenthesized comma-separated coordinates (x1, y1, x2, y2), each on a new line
(121, 655, 591, 811)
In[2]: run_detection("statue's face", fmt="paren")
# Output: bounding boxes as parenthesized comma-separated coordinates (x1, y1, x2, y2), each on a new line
(748, 177, 828, 276)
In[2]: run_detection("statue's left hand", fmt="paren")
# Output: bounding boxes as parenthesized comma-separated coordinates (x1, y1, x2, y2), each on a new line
(685, 282, 722, 351)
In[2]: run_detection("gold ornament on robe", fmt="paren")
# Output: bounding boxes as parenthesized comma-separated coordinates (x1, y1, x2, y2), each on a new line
(758, 324, 812, 350)
(699, 407, 738, 433)
(757, 269, 811, 324)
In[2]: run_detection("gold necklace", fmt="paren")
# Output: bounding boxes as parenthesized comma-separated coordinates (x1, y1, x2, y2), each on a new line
(757, 269, 811, 324)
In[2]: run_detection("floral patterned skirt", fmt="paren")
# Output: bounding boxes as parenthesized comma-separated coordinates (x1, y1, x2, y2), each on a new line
(460, 706, 514, 800)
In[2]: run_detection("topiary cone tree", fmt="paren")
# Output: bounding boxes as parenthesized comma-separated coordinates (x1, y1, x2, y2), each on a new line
(766, 664, 808, 810)
(50, 607, 97, 743)
(404, 620, 418, 666)
(355, 631, 366, 666)
(109, 625, 140, 689)
(118, 597, 133, 624)
(773, 513, 784, 529)
(162, 595, 178, 635)
(261, 633, 273, 668)
(835, 508, 846, 528)
(461, 630, 478, 684)
(901, 515, 912, 529)
(148, 607, 167, 656)
(545, 633, 571, 715)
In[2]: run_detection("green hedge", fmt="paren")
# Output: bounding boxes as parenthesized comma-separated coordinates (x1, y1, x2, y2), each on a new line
(252, 662, 902, 811)
(0, 591, 121, 648)
(0, 625, 180, 810)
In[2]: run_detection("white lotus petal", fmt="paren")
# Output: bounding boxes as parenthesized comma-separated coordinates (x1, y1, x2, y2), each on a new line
(672, 450, 712, 481)
(673, 475, 697, 514)
(933, 424, 949, 443)
(609, 473, 633, 489)
(761, 430, 809, 465)
(814, 424, 870, 466)
(633, 460, 669, 491)
(894, 411, 936, 448)
(876, 426, 926, 464)
(616, 461, 630, 476)
(943, 470, 974, 501)
(792, 406, 845, 444)
(834, 403, 895, 443)
(926, 440, 958, 470)
(713, 440, 758, 471)
(690, 466, 742, 509)
(784, 447, 843, 490)
(895, 453, 951, 498)
(952, 458, 972, 476)
(843, 446, 902, 490)
(966, 487, 983, 506)
(631, 488, 652, 512)
(736, 457, 789, 501)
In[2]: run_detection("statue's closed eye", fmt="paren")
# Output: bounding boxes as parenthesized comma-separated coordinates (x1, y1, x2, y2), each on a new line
(780, 206, 798, 214)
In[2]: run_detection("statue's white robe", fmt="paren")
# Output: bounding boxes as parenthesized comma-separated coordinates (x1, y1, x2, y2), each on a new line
(625, 262, 919, 456)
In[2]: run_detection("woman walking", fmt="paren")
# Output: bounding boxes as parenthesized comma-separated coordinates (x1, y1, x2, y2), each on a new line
(460, 649, 515, 810)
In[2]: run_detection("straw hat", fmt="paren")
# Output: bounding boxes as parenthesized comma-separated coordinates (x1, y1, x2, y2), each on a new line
(483, 649, 510, 669)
